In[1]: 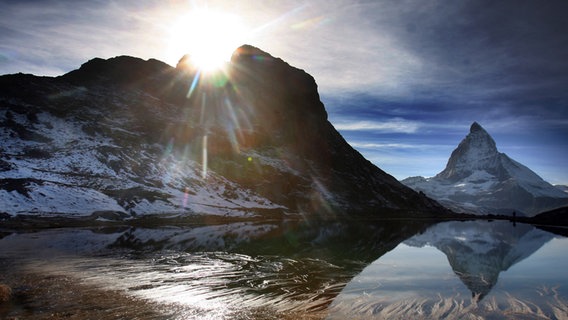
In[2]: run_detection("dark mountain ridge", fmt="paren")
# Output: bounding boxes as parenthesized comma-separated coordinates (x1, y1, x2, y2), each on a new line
(0, 45, 445, 218)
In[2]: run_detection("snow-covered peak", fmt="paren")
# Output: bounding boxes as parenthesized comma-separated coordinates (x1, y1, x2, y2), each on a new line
(463, 122, 498, 155)
(402, 122, 568, 216)
(437, 122, 498, 180)
(469, 121, 485, 133)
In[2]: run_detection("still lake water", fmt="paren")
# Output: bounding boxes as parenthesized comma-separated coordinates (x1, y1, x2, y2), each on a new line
(0, 218, 567, 319)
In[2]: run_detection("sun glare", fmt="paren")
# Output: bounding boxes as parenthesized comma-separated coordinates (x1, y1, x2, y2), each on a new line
(167, 10, 248, 72)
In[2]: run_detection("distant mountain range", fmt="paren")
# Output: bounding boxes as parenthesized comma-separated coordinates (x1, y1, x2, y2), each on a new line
(402, 122, 568, 216)
(0, 45, 443, 218)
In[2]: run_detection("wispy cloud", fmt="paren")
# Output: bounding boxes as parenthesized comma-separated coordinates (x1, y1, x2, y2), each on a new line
(0, 0, 178, 75)
(350, 142, 418, 149)
(354, 148, 451, 180)
(333, 118, 420, 133)
(349, 142, 452, 150)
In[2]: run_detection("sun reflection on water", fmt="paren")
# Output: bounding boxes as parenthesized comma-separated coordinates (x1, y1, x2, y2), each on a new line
(14, 251, 344, 319)
(1, 221, 567, 319)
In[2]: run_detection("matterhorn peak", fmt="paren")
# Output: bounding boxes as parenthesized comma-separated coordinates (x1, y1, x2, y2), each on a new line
(466, 122, 497, 152)
(465, 122, 497, 151)
(436, 122, 498, 180)
(402, 121, 568, 216)
(470, 121, 483, 132)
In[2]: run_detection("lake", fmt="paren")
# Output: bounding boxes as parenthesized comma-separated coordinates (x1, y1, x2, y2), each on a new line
(0, 218, 567, 319)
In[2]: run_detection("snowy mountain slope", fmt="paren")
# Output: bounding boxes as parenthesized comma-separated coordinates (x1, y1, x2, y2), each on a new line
(0, 45, 444, 218)
(0, 78, 281, 216)
(402, 122, 568, 216)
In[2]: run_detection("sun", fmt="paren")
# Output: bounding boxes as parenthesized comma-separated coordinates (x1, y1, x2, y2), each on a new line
(167, 10, 249, 72)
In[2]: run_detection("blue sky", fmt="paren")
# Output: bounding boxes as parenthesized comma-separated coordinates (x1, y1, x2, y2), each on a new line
(1, 0, 567, 184)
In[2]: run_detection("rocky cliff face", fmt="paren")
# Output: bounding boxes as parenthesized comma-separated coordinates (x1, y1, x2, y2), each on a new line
(402, 122, 568, 216)
(0, 45, 443, 218)
(436, 122, 500, 181)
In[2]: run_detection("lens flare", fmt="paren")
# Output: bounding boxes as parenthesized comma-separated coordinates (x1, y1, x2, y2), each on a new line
(186, 70, 201, 98)
(167, 9, 249, 72)
(202, 134, 208, 179)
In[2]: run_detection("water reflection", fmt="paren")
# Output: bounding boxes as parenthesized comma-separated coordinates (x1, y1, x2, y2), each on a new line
(0, 218, 431, 319)
(329, 220, 568, 319)
(1, 219, 567, 319)
(407, 220, 554, 300)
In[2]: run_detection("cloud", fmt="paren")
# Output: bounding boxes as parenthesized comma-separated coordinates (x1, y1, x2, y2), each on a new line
(349, 142, 452, 150)
(347, 142, 452, 180)
(333, 118, 420, 133)
(350, 142, 419, 149)
(284, 0, 568, 117)
(0, 0, 177, 75)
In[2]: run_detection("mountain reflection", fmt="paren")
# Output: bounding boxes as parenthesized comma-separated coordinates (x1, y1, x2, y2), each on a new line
(105, 218, 434, 271)
(405, 220, 554, 300)
(0, 217, 433, 317)
(2, 218, 565, 319)
(328, 220, 566, 320)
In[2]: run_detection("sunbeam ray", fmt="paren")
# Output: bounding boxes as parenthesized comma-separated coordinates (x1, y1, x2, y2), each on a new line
(202, 134, 208, 179)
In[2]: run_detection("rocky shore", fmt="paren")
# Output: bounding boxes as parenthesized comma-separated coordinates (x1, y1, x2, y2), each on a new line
(0, 258, 169, 320)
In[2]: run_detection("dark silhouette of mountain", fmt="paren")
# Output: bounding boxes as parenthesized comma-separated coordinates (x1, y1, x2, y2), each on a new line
(0, 45, 444, 218)
(530, 206, 568, 225)
(402, 122, 568, 216)
(523, 206, 568, 236)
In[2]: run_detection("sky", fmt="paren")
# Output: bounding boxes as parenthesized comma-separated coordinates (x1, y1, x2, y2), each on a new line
(1, 0, 567, 185)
